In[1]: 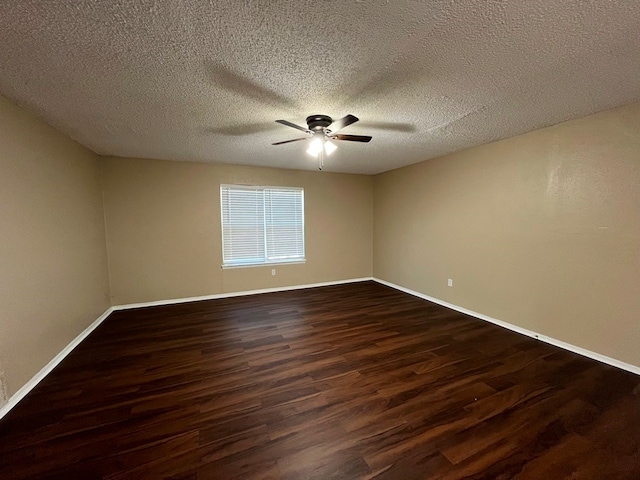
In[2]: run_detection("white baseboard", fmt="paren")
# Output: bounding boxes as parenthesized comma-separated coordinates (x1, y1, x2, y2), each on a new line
(0, 277, 375, 420)
(373, 277, 640, 376)
(112, 277, 375, 311)
(0, 277, 376, 420)
(0, 307, 114, 421)
(14, 276, 629, 421)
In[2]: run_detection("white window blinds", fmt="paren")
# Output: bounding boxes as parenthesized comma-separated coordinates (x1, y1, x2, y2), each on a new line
(221, 185, 305, 266)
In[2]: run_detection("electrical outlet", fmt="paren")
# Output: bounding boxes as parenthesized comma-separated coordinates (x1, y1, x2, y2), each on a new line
(447, 278, 453, 287)
(271, 269, 276, 276)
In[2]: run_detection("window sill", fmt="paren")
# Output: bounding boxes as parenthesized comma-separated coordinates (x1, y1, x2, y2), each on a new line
(222, 260, 306, 270)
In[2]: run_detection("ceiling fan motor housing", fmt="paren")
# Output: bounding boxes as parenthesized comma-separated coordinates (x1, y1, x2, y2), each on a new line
(306, 114, 333, 131)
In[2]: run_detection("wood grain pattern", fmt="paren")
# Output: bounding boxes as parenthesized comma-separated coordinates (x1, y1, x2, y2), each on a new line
(1, 281, 640, 479)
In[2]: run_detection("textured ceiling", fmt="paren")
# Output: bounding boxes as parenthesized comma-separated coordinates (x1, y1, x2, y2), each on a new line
(1, 1, 639, 174)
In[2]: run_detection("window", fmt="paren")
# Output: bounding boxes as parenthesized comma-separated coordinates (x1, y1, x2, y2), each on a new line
(220, 185, 305, 267)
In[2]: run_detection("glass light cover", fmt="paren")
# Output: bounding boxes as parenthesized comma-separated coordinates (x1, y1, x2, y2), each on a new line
(324, 140, 337, 156)
(306, 137, 323, 157)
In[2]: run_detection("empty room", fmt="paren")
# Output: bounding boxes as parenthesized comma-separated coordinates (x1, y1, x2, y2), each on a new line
(1, 1, 640, 478)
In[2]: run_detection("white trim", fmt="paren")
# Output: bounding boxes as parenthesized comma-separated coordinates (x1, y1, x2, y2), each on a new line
(221, 259, 306, 270)
(0, 307, 114, 421)
(112, 277, 374, 311)
(15, 275, 630, 421)
(0, 278, 375, 420)
(373, 277, 640, 376)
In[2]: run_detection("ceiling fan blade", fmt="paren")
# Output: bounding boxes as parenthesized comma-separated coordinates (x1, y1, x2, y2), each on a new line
(276, 119, 311, 133)
(272, 137, 310, 146)
(329, 114, 359, 132)
(331, 134, 372, 143)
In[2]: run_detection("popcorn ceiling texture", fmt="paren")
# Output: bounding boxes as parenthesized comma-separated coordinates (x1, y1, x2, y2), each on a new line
(1, 0, 639, 174)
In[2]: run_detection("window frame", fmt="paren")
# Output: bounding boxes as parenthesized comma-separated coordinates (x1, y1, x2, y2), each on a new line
(220, 184, 306, 268)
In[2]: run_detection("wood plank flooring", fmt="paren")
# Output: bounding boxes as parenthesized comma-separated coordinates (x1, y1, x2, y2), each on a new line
(1, 281, 640, 479)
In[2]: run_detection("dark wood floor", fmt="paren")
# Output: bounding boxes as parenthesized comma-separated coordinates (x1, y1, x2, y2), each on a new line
(2, 281, 640, 479)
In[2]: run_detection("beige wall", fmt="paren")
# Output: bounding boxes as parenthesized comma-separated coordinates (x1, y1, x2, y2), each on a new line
(101, 157, 373, 305)
(374, 102, 640, 366)
(0, 95, 111, 398)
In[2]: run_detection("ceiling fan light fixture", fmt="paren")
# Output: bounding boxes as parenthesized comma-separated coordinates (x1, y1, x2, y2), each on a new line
(306, 137, 323, 157)
(324, 140, 337, 156)
(276, 114, 371, 165)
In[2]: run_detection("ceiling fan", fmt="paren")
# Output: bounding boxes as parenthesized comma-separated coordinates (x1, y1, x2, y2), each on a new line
(272, 114, 372, 170)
